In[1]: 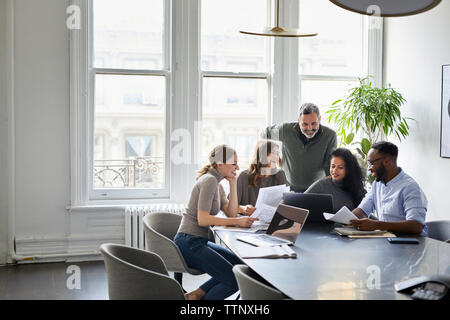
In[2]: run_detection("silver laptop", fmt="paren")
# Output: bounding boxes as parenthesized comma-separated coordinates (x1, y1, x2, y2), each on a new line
(237, 204, 309, 247)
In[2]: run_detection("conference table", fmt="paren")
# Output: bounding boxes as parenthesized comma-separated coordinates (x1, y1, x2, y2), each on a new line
(212, 222, 450, 300)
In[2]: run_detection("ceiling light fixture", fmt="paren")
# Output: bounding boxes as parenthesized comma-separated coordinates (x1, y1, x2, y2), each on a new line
(329, 0, 441, 17)
(239, 0, 318, 38)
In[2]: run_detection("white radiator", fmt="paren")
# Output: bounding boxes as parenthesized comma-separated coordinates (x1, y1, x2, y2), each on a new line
(125, 204, 186, 249)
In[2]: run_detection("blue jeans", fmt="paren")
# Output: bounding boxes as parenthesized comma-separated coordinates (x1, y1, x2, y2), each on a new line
(174, 232, 242, 300)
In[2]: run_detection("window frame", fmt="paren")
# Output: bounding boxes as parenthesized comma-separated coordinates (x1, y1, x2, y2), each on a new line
(297, 5, 384, 131)
(69, 0, 382, 206)
(298, 14, 379, 82)
(70, 0, 172, 204)
(199, 0, 274, 171)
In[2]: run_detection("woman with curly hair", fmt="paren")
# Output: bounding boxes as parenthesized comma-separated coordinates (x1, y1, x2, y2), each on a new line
(305, 148, 366, 213)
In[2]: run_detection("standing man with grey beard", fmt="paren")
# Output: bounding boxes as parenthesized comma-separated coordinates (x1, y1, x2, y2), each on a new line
(261, 103, 337, 192)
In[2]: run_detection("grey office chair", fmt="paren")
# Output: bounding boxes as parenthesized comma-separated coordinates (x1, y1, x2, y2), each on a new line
(426, 220, 450, 243)
(100, 243, 185, 300)
(143, 212, 204, 290)
(232, 264, 288, 300)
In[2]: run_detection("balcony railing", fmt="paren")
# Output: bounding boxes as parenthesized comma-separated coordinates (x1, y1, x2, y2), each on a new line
(94, 155, 254, 189)
(94, 157, 164, 188)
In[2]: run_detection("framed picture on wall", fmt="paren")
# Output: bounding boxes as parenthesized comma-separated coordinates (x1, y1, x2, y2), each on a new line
(441, 65, 450, 158)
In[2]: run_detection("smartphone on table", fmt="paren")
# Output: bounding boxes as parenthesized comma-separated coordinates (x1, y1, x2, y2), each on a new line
(387, 237, 419, 244)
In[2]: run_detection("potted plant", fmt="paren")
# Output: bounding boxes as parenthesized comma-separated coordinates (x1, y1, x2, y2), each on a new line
(326, 77, 413, 184)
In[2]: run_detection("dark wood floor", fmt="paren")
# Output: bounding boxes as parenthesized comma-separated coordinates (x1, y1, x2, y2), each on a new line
(0, 261, 109, 300)
(0, 260, 215, 300)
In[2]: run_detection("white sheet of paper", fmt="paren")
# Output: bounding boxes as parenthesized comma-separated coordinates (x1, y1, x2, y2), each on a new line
(211, 222, 269, 233)
(237, 244, 296, 259)
(323, 206, 359, 225)
(254, 184, 290, 209)
(251, 203, 278, 223)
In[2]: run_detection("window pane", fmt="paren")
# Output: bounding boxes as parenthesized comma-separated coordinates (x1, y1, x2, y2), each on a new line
(94, 74, 166, 189)
(301, 79, 358, 129)
(299, 0, 364, 77)
(202, 78, 268, 170)
(201, 0, 269, 73)
(93, 0, 164, 70)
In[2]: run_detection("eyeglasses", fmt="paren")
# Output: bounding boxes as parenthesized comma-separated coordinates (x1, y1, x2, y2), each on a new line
(367, 157, 385, 167)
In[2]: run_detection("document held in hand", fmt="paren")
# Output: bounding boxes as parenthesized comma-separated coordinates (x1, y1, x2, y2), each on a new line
(251, 184, 290, 223)
(323, 206, 359, 225)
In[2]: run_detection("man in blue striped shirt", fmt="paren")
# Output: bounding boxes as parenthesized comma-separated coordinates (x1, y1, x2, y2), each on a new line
(351, 141, 428, 236)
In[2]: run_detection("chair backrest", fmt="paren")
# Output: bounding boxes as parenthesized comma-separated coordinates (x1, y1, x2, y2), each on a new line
(142, 212, 191, 273)
(426, 220, 450, 242)
(232, 264, 287, 300)
(146, 211, 182, 240)
(100, 243, 185, 300)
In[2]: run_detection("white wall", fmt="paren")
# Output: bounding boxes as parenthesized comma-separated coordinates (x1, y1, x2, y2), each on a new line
(383, 1, 450, 221)
(14, 0, 71, 239)
(0, 0, 9, 264)
(10, 0, 123, 260)
(6, 1, 449, 262)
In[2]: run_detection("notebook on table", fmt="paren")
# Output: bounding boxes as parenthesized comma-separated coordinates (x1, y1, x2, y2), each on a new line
(237, 204, 309, 247)
(334, 227, 396, 239)
(237, 244, 297, 259)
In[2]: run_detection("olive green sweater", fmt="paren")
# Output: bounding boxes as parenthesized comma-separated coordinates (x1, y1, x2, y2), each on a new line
(262, 122, 337, 192)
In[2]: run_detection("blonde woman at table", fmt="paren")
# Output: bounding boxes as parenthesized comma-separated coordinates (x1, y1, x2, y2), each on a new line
(174, 144, 258, 300)
(236, 140, 287, 216)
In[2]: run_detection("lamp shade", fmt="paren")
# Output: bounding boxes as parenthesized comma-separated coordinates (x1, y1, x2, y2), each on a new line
(239, 0, 317, 38)
(240, 27, 317, 38)
(329, 0, 441, 17)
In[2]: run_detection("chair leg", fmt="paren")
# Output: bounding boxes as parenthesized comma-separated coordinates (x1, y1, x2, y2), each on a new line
(174, 272, 187, 293)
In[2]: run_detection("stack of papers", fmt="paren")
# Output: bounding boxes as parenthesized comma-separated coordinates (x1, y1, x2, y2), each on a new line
(334, 227, 396, 239)
(237, 244, 297, 259)
(324, 206, 397, 238)
(251, 184, 290, 223)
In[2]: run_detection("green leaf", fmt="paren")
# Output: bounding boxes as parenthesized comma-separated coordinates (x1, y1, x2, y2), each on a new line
(345, 133, 355, 145)
(356, 148, 365, 160)
(361, 138, 372, 155)
(331, 99, 342, 106)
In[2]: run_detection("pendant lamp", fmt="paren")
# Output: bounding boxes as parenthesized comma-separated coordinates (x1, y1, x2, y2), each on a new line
(329, 0, 441, 17)
(239, 0, 317, 37)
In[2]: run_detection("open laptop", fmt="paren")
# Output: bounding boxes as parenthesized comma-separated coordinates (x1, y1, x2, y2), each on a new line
(283, 192, 333, 223)
(237, 204, 309, 247)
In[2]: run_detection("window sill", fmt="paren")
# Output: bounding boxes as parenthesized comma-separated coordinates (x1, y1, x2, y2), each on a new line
(67, 199, 184, 214)
(67, 204, 126, 214)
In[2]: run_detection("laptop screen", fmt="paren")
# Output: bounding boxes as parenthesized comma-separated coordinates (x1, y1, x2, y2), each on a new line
(266, 204, 309, 243)
(283, 192, 333, 223)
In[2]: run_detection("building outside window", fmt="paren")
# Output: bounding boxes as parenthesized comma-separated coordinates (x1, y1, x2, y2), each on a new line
(299, 0, 368, 130)
(71, 0, 380, 203)
(91, 0, 169, 198)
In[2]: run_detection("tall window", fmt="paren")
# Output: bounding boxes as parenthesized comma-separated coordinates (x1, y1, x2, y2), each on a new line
(91, 0, 170, 199)
(200, 0, 271, 170)
(298, 0, 367, 130)
(72, 0, 380, 204)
